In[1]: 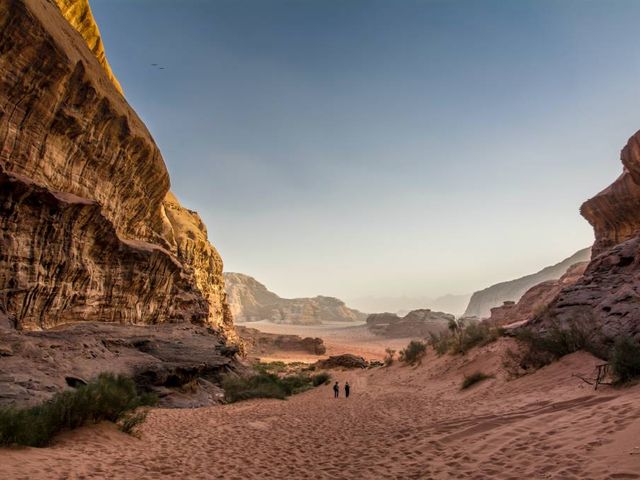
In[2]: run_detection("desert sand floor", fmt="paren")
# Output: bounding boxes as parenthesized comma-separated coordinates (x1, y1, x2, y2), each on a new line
(1, 339, 639, 479)
(244, 320, 413, 362)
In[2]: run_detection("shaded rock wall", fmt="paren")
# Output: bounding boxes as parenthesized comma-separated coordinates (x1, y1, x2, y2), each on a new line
(0, 0, 234, 343)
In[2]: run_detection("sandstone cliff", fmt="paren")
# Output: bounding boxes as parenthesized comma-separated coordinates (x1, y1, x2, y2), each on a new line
(462, 248, 591, 319)
(530, 131, 640, 341)
(54, 0, 123, 94)
(0, 0, 235, 343)
(366, 309, 453, 338)
(225, 273, 366, 325)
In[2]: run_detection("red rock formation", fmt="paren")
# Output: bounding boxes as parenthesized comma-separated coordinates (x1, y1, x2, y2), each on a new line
(531, 131, 640, 341)
(236, 326, 326, 356)
(0, 0, 235, 343)
(366, 309, 452, 338)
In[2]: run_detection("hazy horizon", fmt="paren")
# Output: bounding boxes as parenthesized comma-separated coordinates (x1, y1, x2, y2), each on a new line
(91, 0, 640, 305)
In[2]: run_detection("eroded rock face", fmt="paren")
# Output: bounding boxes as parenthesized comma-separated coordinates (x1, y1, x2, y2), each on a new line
(463, 248, 591, 319)
(0, 322, 241, 408)
(487, 262, 588, 328)
(225, 273, 366, 325)
(530, 131, 640, 342)
(366, 309, 452, 338)
(0, 0, 235, 343)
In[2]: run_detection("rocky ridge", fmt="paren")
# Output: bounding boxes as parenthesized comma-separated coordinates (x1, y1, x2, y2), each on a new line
(486, 262, 588, 327)
(463, 248, 591, 319)
(366, 309, 453, 338)
(225, 273, 366, 325)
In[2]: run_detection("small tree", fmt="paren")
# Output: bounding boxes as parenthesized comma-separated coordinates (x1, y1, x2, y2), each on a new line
(399, 340, 427, 365)
(384, 348, 396, 366)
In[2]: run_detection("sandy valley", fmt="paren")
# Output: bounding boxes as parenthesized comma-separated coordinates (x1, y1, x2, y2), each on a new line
(1, 339, 639, 480)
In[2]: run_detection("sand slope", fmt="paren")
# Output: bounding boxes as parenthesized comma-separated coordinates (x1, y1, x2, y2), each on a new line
(1, 339, 639, 479)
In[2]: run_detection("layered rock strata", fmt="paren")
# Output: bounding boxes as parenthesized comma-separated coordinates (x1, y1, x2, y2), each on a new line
(0, 322, 241, 408)
(0, 0, 235, 343)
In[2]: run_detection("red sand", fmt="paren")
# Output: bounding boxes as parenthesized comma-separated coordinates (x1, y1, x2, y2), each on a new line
(1, 338, 639, 479)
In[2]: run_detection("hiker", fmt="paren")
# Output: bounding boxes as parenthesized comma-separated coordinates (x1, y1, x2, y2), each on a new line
(345, 381, 351, 398)
(333, 381, 339, 398)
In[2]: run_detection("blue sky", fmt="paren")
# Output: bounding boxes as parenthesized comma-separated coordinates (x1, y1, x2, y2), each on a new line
(92, 0, 640, 311)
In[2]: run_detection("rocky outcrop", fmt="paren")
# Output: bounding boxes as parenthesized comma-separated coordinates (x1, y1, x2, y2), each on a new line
(225, 273, 366, 325)
(236, 326, 326, 357)
(486, 262, 588, 327)
(315, 354, 368, 370)
(366, 309, 452, 338)
(463, 248, 591, 319)
(0, 0, 235, 343)
(528, 130, 640, 344)
(0, 322, 242, 408)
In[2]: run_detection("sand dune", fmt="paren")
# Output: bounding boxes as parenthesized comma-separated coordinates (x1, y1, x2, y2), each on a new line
(1, 339, 639, 479)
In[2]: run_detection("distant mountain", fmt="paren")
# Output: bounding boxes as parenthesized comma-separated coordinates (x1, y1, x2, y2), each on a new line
(429, 294, 472, 317)
(463, 248, 591, 319)
(224, 273, 366, 325)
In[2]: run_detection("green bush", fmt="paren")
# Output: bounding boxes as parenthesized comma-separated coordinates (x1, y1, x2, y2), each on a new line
(0, 373, 156, 447)
(504, 321, 601, 376)
(611, 336, 640, 383)
(311, 372, 331, 386)
(461, 371, 493, 390)
(222, 371, 328, 403)
(429, 322, 502, 356)
(399, 340, 428, 365)
(429, 331, 450, 356)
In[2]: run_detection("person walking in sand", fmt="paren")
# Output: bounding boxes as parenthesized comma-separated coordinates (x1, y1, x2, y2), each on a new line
(345, 381, 351, 398)
(333, 381, 339, 398)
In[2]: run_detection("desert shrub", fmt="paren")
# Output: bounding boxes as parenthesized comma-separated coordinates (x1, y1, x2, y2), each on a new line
(384, 348, 396, 366)
(456, 322, 500, 354)
(0, 373, 156, 447)
(253, 361, 287, 375)
(117, 410, 149, 436)
(429, 322, 502, 356)
(461, 372, 493, 390)
(610, 336, 640, 383)
(222, 373, 289, 403)
(399, 340, 428, 365)
(429, 331, 451, 356)
(504, 321, 600, 376)
(222, 371, 327, 403)
(311, 372, 331, 387)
